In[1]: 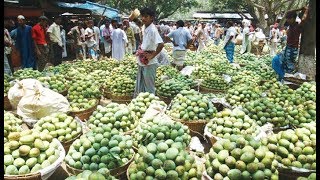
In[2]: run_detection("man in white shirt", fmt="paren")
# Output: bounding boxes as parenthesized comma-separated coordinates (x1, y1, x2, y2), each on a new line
(101, 19, 113, 58)
(165, 20, 192, 70)
(222, 21, 237, 63)
(93, 20, 100, 58)
(134, 7, 164, 97)
(111, 22, 128, 61)
(47, 16, 63, 66)
(85, 20, 97, 60)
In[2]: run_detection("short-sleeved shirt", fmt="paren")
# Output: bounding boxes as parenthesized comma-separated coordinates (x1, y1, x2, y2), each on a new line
(138, 23, 163, 66)
(223, 27, 236, 45)
(47, 22, 62, 46)
(32, 23, 47, 45)
(167, 27, 192, 51)
(286, 23, 302, 48)
(69, 26, 85, 46)
(85, 27, 96, 47)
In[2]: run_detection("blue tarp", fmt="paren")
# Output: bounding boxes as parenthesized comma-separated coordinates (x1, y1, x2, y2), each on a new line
(56, 1, 119, 19)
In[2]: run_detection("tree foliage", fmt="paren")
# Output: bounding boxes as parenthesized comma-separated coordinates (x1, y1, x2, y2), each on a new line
(208, 0, 308, 32)
(96, 0, 199, 21)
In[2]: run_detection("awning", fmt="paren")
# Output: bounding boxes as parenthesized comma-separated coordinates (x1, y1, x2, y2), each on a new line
(56, 1, 119, 19)
(193, 13, 253, 19)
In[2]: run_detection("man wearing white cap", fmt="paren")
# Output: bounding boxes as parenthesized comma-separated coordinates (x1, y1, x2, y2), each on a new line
(15, 15, 36, 69)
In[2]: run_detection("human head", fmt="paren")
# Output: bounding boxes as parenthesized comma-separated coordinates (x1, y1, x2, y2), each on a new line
(176, 20, 184, 28)
(54, 16, 62, 25)
(226, 21, 234, 28)
(77, 21, 84, 28)
(274, 23, 279, 29)
(87, 19, 94, 28)
(140, 7, 155, 26)
(201, 22, 206, 28)
(123, 19, 129, 27)
(17, 15, 26, 27)
(39, 16, 48, 27)
(111, 19, 117, 28)
(285, 11, 297, 25)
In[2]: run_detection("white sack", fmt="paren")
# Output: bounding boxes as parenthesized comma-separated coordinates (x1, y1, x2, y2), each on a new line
(17, 87, 70, 123)
(8, 79, 44, 109)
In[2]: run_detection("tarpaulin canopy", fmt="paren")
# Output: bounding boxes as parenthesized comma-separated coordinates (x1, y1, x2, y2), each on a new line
(56, 1, 119, 19)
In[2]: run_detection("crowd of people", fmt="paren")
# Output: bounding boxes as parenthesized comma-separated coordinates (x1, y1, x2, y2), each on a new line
(4, 6, 308, 96)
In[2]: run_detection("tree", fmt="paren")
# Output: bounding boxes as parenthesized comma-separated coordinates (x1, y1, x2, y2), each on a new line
(297, 0, 316, 80)
(96, 0, 199, 21)
(208, 0, 308, 33)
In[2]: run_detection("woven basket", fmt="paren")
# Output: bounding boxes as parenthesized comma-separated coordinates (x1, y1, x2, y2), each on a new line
(4, 172, 42, 180)
(66, 152, 135, 177)
(278, 168, 315, 180)
(284, 77, 310, 85)
(199, 86, 226, 94)
(4, 95, 12, 110)
(286, 83, 300, 90)
(126, 162, 135, 180)
(111, 93, 133, 104)
(59, 89, 68, 96)
(157, 94, 172, 105)
(62, 132, 82, 153)
(110, 153, 135, 177)
(68, 100, 99, 121)
(65, 163, 83, 176)
(171, 117, 207, 134)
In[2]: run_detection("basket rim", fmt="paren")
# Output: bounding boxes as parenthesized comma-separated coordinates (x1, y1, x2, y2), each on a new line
(62, 131, 83, 144)
(199, 85, 227, 92)
(169, 115, 208, 124)
(4, 172, 41, 178)
(65, 150, 135, 175)
(68, 99, 100, 114)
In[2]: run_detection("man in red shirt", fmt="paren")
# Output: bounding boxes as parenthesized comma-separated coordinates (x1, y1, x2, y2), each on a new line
(32, 16, 49, 71)
(282, 6, 309, 73)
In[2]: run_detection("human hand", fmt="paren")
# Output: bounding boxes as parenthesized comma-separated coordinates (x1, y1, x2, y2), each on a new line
(144, 52, 154, 61)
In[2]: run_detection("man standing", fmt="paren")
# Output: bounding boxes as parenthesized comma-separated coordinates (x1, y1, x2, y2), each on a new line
(282, 7, 309, 73)
(85, 20, 98, 60)
(123, 19, 135, 55)
(272, 6, 309, 81)
(134, 7, 164, 97)
(15, 15, 36, 69)
(222, 21, 236, 63)
(68, 21, 85, 59)
(269, 23, 281, 56)
(101, 19, 113, 58)
(93, 20, 101, 58)
(47, 16, 63, 66)
(240, 19, 252, 54)
(165, 20, 192, 70)
(111, 22, 128, 61)
(31, 16, 49, 71)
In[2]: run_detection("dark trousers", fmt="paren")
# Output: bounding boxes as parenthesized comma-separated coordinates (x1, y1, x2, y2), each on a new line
(51, 43, 63, 66)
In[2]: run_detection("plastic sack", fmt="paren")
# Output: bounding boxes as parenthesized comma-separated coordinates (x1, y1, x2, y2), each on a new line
(8, 79, 44, 109)
(180, 66, 195, 76)
(157, 49, 170, 66)
(40, 139, 66, 180)
(17, 87, 70, 125)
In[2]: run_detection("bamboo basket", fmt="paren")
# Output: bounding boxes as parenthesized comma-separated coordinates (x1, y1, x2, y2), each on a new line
(110, 153, 135, 177)
(62, 132, 82, 153)
(171, 116, 207, 135)
(278, 167, 315, 180)
(126, 162, 135, 180)
(66, 152, 135, 177)
(286, 83, 300, 90)
(4, 95, 12, 110)
(284, 76, 311, 85)
(68, 99, 99, 121)
(199, 86, 226, 94)
(111, 93, 133, 104)
(157, 94, 172, 105)
(59, 89, 68, 96)
(4, 172, 42, 180)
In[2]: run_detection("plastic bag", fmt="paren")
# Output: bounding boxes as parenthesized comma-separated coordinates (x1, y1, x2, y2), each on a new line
(39, 139, 66, 180)
(17, 87, 70, 123)
(8, 79, 44, 109)
(157, 49, 170, 66)
(180, 66, 195, 76)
